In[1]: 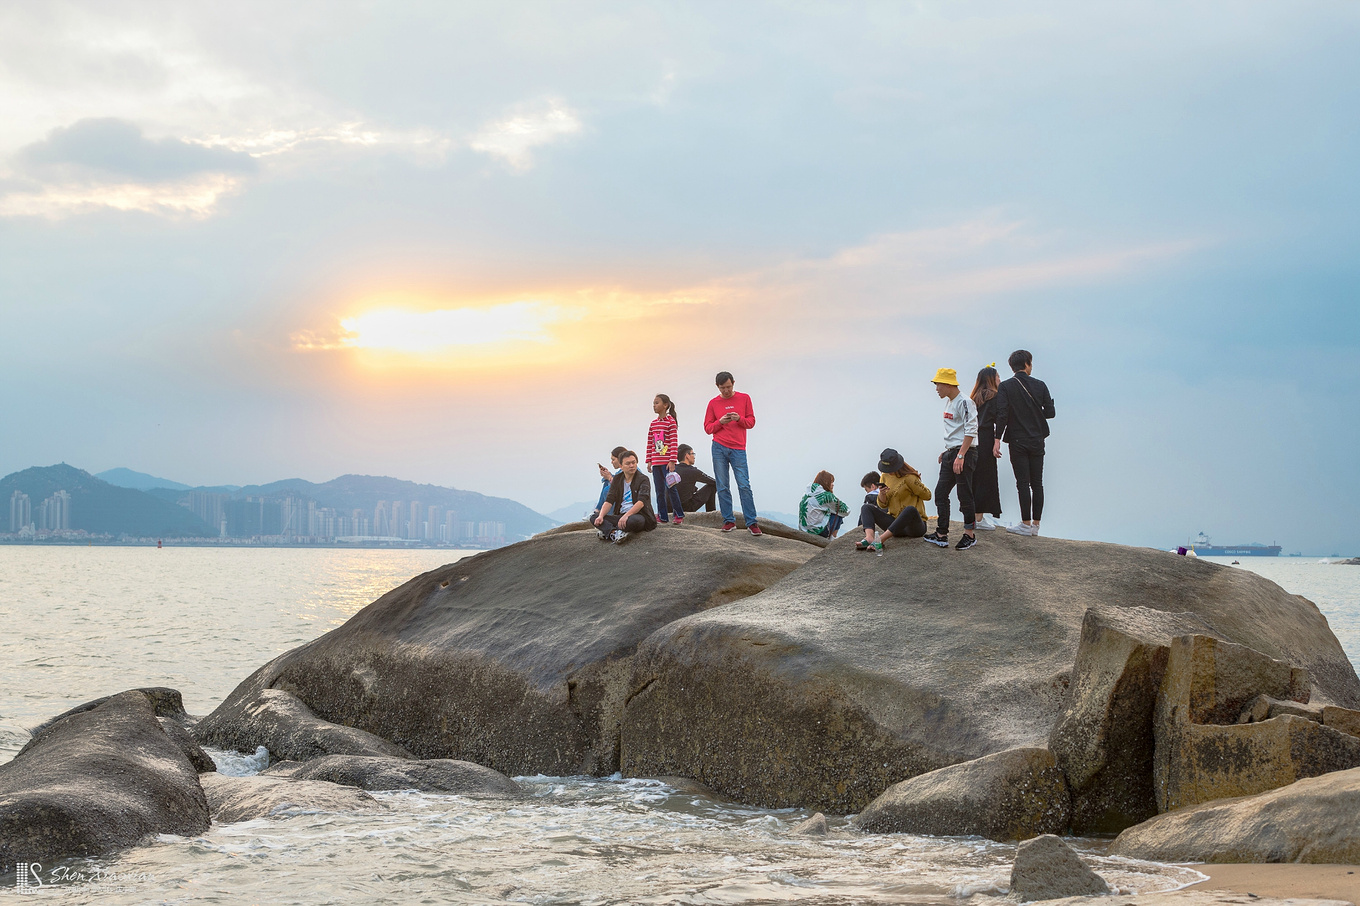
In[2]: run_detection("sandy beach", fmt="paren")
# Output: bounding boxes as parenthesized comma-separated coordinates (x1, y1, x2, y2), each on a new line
(1186, 864, 1360, 903)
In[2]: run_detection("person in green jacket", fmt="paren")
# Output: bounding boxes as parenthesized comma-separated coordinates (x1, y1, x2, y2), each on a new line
(798, 470, 850, 538)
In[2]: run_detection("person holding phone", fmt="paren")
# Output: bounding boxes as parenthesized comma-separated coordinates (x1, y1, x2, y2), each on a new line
(594, 446, 628, 512)
(703, 371, 761, 535)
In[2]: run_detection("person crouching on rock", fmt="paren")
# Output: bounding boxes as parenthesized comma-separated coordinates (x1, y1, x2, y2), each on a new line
(592, 450, 657, 544)
(798, 471, 850, 539)
(855, 448, 931, 552)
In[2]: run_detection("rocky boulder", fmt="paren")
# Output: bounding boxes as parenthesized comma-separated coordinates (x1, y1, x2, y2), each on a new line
(1323, 705, 1360, 738)
(199, 529, 815, 778)
(263, 754, 521, 796)
(620, 530, 1359, 812)
(855, 748, 1068, 841)
(200, 773, 383, 823)
(1155, 634, 1360, 811)
(0, 690, 210, 864)
(682, 511, 828, 547)
(1048, 605, 1216, 833)
(1008, 834, 1110, 902)
(1110, 765, 1360, 863)
(194, 687, 414, 763)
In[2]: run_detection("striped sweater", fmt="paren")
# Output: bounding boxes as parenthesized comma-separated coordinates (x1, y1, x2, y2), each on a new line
(645, 416, 680, 467)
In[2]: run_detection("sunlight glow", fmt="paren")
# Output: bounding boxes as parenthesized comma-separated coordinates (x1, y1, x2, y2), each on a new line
(337, 302, 561, 353)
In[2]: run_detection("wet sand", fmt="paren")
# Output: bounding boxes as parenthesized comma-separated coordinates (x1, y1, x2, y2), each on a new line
(1186, 863, 1360, 903)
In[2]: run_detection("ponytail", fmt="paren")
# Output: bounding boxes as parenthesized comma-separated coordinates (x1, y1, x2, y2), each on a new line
(656, 393, 677, 422)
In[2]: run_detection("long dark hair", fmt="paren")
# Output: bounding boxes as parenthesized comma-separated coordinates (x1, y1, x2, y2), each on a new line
(655, 393, 677, 420)
(971, 366, 1000, 406)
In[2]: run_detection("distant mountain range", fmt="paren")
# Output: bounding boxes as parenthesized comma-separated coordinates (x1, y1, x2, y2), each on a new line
(5, 464, 558, 541)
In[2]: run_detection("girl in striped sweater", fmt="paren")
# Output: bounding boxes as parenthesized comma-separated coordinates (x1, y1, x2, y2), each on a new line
(646, 394, 686, 524)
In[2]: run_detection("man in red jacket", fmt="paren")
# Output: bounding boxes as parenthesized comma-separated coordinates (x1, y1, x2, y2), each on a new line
(703, 371, 762, 535)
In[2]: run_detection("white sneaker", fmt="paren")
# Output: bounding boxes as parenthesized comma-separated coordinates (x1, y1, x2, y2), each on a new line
(975, 515, 997, 531)
(611, 530, 631, 545)
(596, 528, 609, 541)
(1006, 523, 1035, 536)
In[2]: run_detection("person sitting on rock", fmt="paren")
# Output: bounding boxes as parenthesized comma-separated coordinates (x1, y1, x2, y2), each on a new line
(856, 448, 931, 552)
(595, 446, 628, 511)
(592, 450, 657, 544)
(799, 471, 850, 538)
(674, 444, 717, 513)
(860, 471, 882, 507)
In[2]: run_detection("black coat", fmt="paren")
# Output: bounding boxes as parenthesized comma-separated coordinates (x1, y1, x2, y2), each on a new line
(605, 470, 657, 529)
(995, 373, 1055, 452)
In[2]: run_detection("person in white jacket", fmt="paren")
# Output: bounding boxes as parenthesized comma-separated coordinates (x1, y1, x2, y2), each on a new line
(923, 367, 980, 552)
(798, 471, 850, 538)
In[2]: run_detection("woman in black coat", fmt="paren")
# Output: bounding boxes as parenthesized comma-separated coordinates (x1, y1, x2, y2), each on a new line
(970, 366, 1004, 530)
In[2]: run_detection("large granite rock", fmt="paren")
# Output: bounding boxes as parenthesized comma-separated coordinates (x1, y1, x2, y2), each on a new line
(682, 511, 828, 547)
(1009, 834, 1109, 902)
(855, 747, 1068, 841)
(199, 529, 815, 778)
(0, 690, 210, 863)
(619, 531, 1359, 812)
(263, 754, 521, 796)
(1110, 765, 1360, 863)
(1155, 634, 1360, 811)
(200, 773, 383, 823)
(194, 687, 414, 763)
(1048, 606, 1216, 833)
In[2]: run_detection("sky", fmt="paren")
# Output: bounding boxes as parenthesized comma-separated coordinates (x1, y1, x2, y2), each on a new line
(1, 1, 1357, 552)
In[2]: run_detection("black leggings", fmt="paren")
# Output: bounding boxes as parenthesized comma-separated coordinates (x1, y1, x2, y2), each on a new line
(1009, 446, 1045, 522)
(859, 504, 928, 538)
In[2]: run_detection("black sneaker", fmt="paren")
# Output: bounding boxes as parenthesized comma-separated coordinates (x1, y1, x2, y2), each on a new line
(955, 533, 977, 551)
(923, 531, 949, 548)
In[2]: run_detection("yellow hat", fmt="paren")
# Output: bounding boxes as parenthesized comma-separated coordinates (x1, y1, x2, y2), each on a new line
(930, 367, 959, 386)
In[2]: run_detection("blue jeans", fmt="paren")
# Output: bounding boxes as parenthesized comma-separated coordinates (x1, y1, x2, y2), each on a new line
(595, 478, 611, 511)
(814, 513, 845, 538)
(651, 465, 686, 522)
(712, 442, 758, 526)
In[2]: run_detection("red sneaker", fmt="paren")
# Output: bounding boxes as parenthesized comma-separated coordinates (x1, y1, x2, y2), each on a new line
(722, 521, 736, 532)
(748, 523, 763, 536)
(673, 516, 683, 525)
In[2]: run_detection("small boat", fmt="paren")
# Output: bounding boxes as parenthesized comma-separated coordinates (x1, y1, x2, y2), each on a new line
(1231, 560, 1240, 565)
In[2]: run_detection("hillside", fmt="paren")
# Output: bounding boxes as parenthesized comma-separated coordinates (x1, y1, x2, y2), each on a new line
(95, 468, 193, 492)
(236, 474, 556, 539)
(1, 465, 215, 537)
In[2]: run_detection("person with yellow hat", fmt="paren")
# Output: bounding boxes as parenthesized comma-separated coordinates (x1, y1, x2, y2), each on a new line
(923, 367, 980, 551)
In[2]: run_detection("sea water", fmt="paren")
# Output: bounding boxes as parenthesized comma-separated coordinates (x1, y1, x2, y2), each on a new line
(2, 546, 1354, 904)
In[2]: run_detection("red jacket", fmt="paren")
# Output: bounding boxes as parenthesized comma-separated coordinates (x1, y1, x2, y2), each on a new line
(704, 391, 756, 450)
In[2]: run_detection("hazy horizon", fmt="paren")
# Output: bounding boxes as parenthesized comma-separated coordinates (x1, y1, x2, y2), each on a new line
(2, 2, 1357, 552)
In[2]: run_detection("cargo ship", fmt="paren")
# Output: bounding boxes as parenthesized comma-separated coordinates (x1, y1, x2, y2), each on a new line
(1188, 532, 1281, 557)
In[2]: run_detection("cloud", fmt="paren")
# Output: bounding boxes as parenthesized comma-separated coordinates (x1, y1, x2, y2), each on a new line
(2, 118, 256, 218)
(19, 118, 255, 180)
(468, 101, 582, 169)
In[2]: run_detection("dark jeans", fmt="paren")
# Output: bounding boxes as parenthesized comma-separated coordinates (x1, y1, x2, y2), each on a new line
(593, 510, 652, 534)
(683, 484, 717, 513)
(859, 504, 928, 538)
(651, 465, 686, 521)
(812, 513, 846, 538)
(935, 446, 977, 534)
(1009, 445, 1045, 522)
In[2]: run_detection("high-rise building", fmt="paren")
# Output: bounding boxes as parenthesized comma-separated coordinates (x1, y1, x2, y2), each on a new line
(408, 500, 420, 540)
(38, 490, 71, 532)
(9, 491, 32, 533)
(373, 501, 388, 537)
(427, 505, 438, 541)
(390, 501, 404, 538)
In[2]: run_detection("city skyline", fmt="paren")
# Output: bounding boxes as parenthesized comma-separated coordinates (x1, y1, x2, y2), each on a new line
(1, 4, 1358, 551)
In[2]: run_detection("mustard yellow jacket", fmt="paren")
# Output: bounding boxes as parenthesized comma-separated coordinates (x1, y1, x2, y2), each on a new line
(878, 471, 932, 517)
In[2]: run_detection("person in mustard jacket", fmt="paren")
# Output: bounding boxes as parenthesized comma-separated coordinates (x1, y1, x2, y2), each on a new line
(855, 448, 932, 552)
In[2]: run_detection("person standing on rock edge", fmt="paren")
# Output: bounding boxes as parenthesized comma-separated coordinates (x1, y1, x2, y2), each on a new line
(994, 349, 1055, 537)
(645, 394, 686, 525)
(970, 365, 1005, 531)
(704, 371, 761, 535)
(592, 450, 657, 544)
(923, 368, 979, 551)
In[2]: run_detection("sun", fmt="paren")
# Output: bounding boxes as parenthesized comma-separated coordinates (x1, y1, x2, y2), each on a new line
(338, 301, 560, 354)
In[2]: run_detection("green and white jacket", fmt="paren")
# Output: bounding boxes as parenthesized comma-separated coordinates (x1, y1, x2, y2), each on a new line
(798, 482, 849, 535)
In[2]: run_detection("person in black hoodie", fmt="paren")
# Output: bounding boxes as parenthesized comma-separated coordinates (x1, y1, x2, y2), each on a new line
(674, 444, 717, 513)
(994, 349, 1055, 536)
(591, 451, 657, 544)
